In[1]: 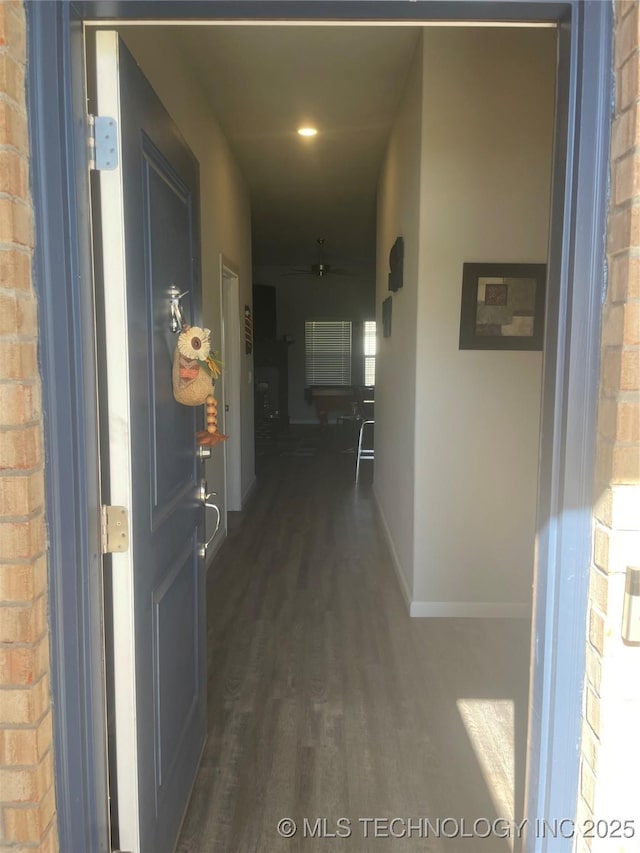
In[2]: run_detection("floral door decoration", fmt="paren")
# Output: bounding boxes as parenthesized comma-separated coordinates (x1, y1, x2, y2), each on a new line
(172, 324, 228, 447)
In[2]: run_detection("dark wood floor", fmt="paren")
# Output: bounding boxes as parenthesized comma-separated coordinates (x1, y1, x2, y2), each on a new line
(177, 427, 531, 853)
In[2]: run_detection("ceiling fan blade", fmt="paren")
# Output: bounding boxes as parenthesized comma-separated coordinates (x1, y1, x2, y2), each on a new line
(280, 268, 315, 276)
(280, 267, 356, 278)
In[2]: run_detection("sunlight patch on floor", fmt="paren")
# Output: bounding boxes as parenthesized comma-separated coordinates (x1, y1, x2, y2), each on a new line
(457, 698, 515, 845)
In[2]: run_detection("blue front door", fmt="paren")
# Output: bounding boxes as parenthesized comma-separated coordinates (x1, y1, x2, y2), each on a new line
(93, 32, 206, 853)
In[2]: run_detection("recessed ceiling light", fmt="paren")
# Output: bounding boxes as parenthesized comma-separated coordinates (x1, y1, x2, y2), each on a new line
(297, 127, 318, 137)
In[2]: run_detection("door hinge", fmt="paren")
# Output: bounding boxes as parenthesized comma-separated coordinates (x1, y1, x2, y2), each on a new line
(88, 114, 118, 171)
(101, 505, 129, 554)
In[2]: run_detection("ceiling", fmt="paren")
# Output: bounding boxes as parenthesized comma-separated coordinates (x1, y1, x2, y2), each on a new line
(174, 26, 420, 270)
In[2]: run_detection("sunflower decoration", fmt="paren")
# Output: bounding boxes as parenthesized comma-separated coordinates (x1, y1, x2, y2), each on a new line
(177, 326, 224, 380)
(172, 324, 228, 447)
(178, 325, 210, 360)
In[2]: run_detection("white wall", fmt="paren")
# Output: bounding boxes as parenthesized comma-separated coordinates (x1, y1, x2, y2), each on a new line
(414, 28, 555, 611)
(374, 39, 424, 601)
(253, 268, 375, 423)
(120, 29, 256, 523)
(376, 28, 556, 614)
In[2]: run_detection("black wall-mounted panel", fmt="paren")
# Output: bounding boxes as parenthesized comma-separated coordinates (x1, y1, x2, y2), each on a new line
(253, 284, 277, 340)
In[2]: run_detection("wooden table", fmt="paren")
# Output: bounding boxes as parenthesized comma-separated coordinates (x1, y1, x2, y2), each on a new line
(306, 387, 357, 428)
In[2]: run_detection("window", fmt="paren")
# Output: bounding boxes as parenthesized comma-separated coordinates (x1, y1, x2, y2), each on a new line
(363, 320, 376, 386)
(305, 321, 352, 385)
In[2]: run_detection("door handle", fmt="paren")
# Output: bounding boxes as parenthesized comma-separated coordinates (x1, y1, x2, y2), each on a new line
(168, 284, 189, 333)
(198, 479, 221, 558)
(225, 403, 229, 412)
(198, 502, 221, 558)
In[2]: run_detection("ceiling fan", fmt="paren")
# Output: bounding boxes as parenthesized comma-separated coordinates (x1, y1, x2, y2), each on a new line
(282, 239, 353, 278)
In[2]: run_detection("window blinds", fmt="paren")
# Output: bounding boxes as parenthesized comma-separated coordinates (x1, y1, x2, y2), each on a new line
(305, 320, 352, 385)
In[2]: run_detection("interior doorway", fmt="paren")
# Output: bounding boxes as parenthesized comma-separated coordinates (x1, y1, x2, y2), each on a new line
(99, 22, 550, 850)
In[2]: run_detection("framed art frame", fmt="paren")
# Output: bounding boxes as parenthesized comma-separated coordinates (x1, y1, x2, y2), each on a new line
(459, 262, 546, 350)
(388, 236, 404, 292)
(244, 304, 253, 354)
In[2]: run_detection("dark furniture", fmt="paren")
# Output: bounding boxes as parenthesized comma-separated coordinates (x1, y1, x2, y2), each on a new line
(304, 385, 374, 428)
(254, 337, 289, 436)
(253, 284, 289, 438)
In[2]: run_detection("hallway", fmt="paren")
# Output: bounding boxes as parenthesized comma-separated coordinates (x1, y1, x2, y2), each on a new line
(177, 428, 530, 852)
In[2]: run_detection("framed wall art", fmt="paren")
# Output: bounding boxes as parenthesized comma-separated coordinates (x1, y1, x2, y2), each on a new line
(388, 236, 404, 292)
(458, 262, 547, 351)
(382, 296, 392, 337)
(244, 304, 253, 354)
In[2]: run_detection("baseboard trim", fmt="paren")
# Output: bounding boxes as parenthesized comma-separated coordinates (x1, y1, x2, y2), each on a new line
(372, 490, 530, 620)
(372, 487, 412, 615)
(409, 601, 531, 619)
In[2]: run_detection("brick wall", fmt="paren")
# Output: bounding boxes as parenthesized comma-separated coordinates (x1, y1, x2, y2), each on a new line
(578, 2, 640, 851)
(0, 2, 57, 851)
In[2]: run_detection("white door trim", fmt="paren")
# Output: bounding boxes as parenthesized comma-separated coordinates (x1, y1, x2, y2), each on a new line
(94, 29, 141, 853)
(220, 257, 243, 513)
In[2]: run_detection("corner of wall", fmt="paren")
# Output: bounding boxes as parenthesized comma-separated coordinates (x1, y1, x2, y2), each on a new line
(374, 32, 425, 605)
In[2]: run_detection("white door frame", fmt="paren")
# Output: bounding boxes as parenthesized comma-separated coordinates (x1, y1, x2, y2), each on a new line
(220, 258, 243, 512)
(94, 31, 141, 850)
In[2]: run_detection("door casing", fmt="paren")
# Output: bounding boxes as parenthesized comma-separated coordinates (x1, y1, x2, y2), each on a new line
(220, 259, 243, 514)
(27, 2, 612, 852)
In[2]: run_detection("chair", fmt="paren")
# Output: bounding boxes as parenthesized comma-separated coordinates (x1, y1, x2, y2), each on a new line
(355, 419, 374, 483)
